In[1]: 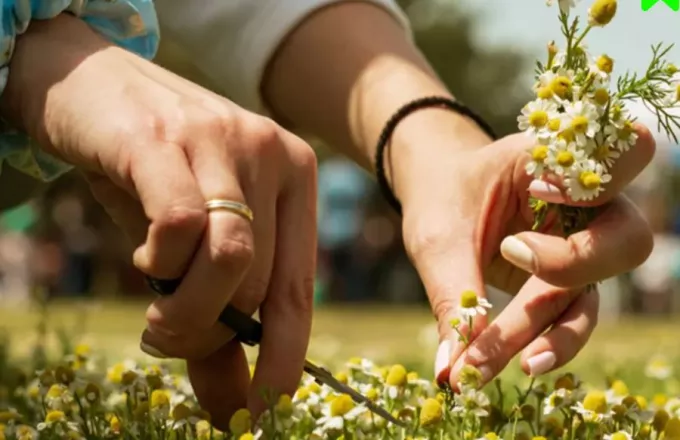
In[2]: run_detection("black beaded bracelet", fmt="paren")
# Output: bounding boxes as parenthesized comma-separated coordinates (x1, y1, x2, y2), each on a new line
(374, 96, 498, 215)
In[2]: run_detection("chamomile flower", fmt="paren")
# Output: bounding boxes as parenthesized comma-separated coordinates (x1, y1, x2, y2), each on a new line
(604, 119, 638, 152)
(535, 69, 576, 102)
(545, 138, 586, 176)
(646, 356, 674, 380)
(452, 386, 490, 418)
(589, 54, 615, 80)
(605, 380, 629, 405)
(546, 0, 579, 15)
(563, 101, 601, 146)
(565, 159, 612, 201)
(526, 144, 551, 178)
(543, 388, 575, 415)
(458, 290, 492, 321)
(604, 431, 633, 440)
(315, 394, 367, 436)
(518, 99, 560, 137)
(590, 135, 620, 170)
(572, 391, 614, 422)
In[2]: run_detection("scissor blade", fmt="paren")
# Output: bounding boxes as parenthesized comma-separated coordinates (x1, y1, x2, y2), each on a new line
(303, 361, 405, 427)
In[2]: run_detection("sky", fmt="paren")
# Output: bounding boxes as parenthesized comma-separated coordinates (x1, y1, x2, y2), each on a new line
(461, 0, 679, 76)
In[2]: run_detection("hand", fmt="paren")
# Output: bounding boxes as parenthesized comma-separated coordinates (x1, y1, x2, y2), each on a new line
(395, 127, 655, 389)
(5, 15, 317, 425)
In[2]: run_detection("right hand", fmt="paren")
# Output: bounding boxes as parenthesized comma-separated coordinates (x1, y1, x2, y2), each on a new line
(16, 15, 318, 425)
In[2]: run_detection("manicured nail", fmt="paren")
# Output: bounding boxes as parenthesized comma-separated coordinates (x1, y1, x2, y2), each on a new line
(527, 351, 557, 377)
(500, 236, 535, 273)
(140, 342, 169, 359)
(476, 364, 494, 384)
(434, 340, 452, 383)
(528, 180, 566, 203)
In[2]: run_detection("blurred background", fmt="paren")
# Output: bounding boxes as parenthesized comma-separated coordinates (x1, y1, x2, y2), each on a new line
(0, 0, 678, 376)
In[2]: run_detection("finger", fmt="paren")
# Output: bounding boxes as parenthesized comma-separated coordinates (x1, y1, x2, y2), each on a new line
(448, 276, 582, 389)
(401, 195, 488, 386)
(500, 195, 652, 289)
(129, 144, 207, 278)
(247, 142, 317, 416)
(186, 339, 251, 431)
(146, 136, 255, 333)
(529, 124, 656, 206)
(520, 286, 599, 376)
(85, 173, 148, 246)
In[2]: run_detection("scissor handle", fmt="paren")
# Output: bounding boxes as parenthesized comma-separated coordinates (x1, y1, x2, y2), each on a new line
(145, 276, 263, 346)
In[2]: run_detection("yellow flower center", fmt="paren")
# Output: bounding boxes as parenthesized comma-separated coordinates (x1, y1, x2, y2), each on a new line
(548, 118, 561, 132)
(611, 433, 628, 440)
(239, 434, 255, 440)
(654, 410, 670, 432)
(74, 344, 91, 358)
(44, 410, 66, 424)
(150, 390, 169, 409)
(596, 55, 614, 73)
(549, 76, 573, 99)
(386, 364, 408, 387)
(295, 387, 310, 401)
(589, 0, 617, 26)
(171, 403, 193, 421)
(459, 365, 483, 389)
(335, 372, 349, 384)
(46, 384, 66, 399)
(636, 395, 649, 410)
(556, 151, 575, 167)
(449, 317, 461, 328)
(619, 120, 634, 140)
(593, 88, 610, 106)
(229, 408, 252, 436)
(121, 371, 138, 386)
(275, 394, 294, 418)
(579, 171, 602, 190)
(675, 84, 680, 102)
(611, 380, 629, 396)
(485, 434, 500, 440)
(308, 382, 322, 394)
(109, 415, 121, 432)
(460, 290, 479, 308)
(419, 398, 443, 428)
(593, 144, 612, 161)
(330, 394, 355, 417)
(570, 116, 589, 134)
(558, 129, 575, 144)
(611, 105, 623, 121)
(531, 145, 549, 162)
(366, 388, 379, 401)
(537, 87, 553, 100)
(582, 391, 608, 414)
(667, 64, 679, 75)
(529, 110, 549, 128)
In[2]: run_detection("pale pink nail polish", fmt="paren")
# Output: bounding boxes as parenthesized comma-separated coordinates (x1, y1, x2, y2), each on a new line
(528, 180, 566, 204)
(527, 351, 557, 377)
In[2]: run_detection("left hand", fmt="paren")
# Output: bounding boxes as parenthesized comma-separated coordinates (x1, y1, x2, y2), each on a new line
(394, 126, 655, 389)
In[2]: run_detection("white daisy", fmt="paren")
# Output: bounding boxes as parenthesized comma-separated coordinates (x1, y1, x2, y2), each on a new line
(543, 388, 575, 415)
(526, 144, 550, 178)
(546, 0, 579, 15)
(645, 356, 673, 380)
(545, 138, 586, 176)
(534, 68, 576, 102)
(604, 431, 632, 440)
(590, 134, 620, 170)
(563, 101, 601, 146)
(565, 159, 612, 202)
(458, 290, 492, 321)
(604, 119, 638, 152)
(518, 99, 560, 137)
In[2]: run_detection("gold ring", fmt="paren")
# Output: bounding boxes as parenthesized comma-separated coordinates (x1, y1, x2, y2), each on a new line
(205, 199, 254, 222)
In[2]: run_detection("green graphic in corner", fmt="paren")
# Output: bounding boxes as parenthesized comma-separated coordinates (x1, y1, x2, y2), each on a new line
(641, 0, 680, 11)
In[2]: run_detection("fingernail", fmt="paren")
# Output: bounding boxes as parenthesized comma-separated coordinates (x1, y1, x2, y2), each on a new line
(527, 351, 557, 377)
(140, 342, 169, 359)
(476, 364, 494, 384)
(528, 180, 566, 203)
(500, 236, 535, 273)
(434, 340, 452, 383)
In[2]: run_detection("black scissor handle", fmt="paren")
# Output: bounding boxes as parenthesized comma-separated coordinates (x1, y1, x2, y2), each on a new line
(145, 275, 262, 346)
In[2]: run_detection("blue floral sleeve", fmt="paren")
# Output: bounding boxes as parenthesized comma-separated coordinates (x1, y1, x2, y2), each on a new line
(0, 0, 159, 181)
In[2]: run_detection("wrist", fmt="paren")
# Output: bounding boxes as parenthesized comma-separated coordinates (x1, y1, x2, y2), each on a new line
(0, 14, 117, 150)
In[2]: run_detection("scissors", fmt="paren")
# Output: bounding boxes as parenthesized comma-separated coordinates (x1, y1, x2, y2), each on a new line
(145, 276, 405, 427)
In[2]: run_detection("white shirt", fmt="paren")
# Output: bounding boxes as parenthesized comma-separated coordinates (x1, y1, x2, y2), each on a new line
(154, 0, 409, 113)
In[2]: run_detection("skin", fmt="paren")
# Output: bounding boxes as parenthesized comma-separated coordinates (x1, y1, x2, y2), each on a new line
(0, 3, 655, 428)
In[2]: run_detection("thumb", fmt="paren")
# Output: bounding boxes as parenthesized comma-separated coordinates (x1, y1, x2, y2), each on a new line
(402, 212, 487, 386)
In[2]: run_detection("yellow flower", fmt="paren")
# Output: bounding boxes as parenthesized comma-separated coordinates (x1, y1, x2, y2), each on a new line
(275, 394, 294, 418)
(549, 76, 573, 99)
(593, 88, 610, 106)
(229, 408, 252, 436)
(639, 424, 652, 439)
(653, 410, 670, 432)
(582, 391, 607, 414)
(150, 389, 170, 409)
(335, 372, 349, 384)
(537, 87, 554, 100)
(531, 145, 549, 162)
(484, 434, 500, 440)
(610, 380, 629, 397)
(654, 394, 669, 408)
(109, 415, 121, 434)
(171, 403, 193, 421)
(579, 171, 602, 190)
(596, 55, 614, 74)
(610, 432, 629, 440)
(419, 398, 443, 428)
(330, 394, 355, 417)
(44, 410, 66, 424)
(0, 411, 20, 423)
(366, 388, 379, 401)
(588, 0, 617, 26)
(548, 118, 561, 132)
(386, 365, 408, 387)
(239, 434, 255, 440)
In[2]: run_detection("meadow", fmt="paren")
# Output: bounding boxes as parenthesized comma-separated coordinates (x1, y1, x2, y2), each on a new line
(0, 300, 679, 439)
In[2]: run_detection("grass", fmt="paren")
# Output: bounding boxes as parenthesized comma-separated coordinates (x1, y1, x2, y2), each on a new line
(0, 299, 677, 383)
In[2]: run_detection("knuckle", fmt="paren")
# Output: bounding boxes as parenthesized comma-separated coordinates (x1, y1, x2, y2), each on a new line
(528, 287, 575, 321)
(154, 204, 207, 235)
(275, 276, 316, 314)
(233, 278, 270, 311)
(430, 296, 458, 324)
(210, 236, 255, 269)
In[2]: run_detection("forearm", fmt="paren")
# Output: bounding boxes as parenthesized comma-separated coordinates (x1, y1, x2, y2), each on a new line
(262, 2, 492, 199)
